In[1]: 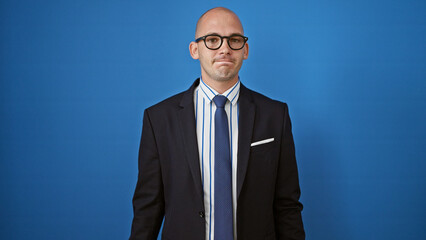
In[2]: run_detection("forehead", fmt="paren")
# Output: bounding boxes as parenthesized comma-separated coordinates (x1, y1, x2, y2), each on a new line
(197, 10, 244, 36)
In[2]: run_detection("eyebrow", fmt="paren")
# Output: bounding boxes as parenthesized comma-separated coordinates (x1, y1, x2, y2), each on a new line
(203, 32, 245, 36)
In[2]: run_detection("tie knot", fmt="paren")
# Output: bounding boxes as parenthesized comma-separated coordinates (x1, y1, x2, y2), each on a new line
(213, 95, 228, 108)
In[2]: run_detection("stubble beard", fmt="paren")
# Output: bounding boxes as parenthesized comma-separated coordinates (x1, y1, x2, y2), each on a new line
(206, 61, 242, 83)
(212, 69, 237, 82)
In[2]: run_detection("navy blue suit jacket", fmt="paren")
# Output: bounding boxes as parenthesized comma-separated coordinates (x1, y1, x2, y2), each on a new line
(130, 79, 305, 240)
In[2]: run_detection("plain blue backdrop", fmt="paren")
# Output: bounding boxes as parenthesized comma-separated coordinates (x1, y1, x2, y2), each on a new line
(1, 0, 425, 239)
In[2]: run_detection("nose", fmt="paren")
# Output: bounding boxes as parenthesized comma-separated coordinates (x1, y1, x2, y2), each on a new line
(218, 38, 232, 54)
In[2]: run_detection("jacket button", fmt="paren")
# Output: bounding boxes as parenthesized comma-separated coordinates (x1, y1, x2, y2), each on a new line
(199, 211, 205, 218)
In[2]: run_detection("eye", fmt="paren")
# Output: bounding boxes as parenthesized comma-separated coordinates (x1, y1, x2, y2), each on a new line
(230, 37, 243, 43)
(206, 36, 220, 43)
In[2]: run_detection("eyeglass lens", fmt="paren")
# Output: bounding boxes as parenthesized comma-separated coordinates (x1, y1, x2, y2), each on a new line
(205, 35, 245, 50)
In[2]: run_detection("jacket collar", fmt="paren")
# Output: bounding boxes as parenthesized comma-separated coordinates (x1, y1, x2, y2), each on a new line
(178, 78, 256, 200)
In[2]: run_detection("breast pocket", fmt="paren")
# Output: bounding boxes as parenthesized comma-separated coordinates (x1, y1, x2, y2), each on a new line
(249, 138, 279, 172)
(250, 138, 276, 155)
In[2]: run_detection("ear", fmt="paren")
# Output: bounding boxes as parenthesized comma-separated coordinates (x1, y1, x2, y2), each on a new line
(189, 41, 199, 59)
(243, 42, 249, 60)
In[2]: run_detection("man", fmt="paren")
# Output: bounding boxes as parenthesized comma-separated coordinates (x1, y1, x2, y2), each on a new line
(130, 7, 305, 240)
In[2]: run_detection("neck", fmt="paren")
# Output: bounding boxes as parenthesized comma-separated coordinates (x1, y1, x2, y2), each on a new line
(201, 75, 239, 94)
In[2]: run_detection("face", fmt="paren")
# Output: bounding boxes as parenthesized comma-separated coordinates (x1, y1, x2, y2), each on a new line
(189, 10, 249, 83)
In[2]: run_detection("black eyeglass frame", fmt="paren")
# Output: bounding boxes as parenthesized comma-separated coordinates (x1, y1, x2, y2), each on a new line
(195, 34, 248, 50)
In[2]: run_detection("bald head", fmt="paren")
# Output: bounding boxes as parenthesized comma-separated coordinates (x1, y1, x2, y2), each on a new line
(195, 7, 244, 38)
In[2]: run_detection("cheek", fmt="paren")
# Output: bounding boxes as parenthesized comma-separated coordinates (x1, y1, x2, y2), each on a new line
(200, 52, 214, 64)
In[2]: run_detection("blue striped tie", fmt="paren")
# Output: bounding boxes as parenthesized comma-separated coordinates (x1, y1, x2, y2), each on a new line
(213, 95, 233, 240)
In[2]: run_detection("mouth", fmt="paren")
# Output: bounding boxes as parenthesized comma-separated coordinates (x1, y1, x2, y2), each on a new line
(214, 58, 234, 65)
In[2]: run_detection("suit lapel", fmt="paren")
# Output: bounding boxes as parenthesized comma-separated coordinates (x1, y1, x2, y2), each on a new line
(177, 79, 204, 199)
(176, 80, 255, 200)
(237, 84, 255, 199)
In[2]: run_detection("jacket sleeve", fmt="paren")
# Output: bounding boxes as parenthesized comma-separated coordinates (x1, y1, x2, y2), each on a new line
(274, 104, 305, 240)
(130, 109, 164, 240)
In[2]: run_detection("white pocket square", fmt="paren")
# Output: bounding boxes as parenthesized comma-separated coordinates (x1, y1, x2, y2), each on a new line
(250, 138, 274, 147)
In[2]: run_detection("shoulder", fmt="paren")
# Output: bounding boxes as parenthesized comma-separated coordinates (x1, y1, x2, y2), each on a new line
(148, 91, 185, 110)
(242, 85, 293, 130)
(242, 85, 289, 112)
(144, 91, 186, 120)
(144, 79, 198, 117)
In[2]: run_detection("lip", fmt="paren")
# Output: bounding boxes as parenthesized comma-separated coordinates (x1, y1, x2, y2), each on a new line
(214, 58, 234, 64)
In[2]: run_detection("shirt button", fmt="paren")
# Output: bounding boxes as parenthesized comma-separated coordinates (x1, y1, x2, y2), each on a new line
(199, 211, 205, 218)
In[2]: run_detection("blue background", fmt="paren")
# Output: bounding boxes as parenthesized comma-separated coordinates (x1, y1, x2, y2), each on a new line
(1, 0, 425, 239)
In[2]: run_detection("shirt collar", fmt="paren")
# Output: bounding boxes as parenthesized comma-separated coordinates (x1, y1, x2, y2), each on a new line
(199, 77, 240, 106)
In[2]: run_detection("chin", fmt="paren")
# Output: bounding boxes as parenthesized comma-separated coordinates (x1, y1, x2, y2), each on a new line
(214, 74, 236, 82)
(211, 70, 235, 81)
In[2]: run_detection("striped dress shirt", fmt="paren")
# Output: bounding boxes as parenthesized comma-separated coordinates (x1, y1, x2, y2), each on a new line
(194, 78, 240, 240)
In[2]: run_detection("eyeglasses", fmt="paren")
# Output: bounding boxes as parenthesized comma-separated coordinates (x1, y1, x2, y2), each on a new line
(195, 34, 248, 50)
